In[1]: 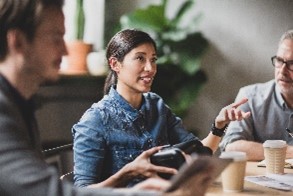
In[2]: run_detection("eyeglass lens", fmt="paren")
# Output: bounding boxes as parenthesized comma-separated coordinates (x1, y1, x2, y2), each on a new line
(272, 56, 293, 71)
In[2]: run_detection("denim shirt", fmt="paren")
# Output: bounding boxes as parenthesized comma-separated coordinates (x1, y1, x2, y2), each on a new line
(72, 87, 197, 187)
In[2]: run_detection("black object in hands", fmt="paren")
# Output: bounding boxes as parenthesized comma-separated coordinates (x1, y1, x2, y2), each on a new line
(150, 147, 186, 179)
(150, 139, 212, 179)
(173, 139, 213, 155)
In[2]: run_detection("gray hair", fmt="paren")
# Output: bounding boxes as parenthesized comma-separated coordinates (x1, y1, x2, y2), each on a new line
(279, 30, 293, 45)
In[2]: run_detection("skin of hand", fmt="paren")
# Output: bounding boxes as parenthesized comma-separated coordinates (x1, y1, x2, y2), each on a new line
(119, 146, 178, 179)
(88, 146, 177, 188)
(182, 152, 193, 164)
(202, 98, 251, 152)
(132, 177, 171, 191)
(226, 140, 265, 161)
(109, 178, 171, 194)
(226, 140, 293, 161)
(215, 97, 251, 129)
(287, 146, 293, 158)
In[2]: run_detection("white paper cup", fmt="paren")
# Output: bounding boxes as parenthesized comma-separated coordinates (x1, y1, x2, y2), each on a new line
(263, 140, 287, 174)
(220, 151, 247, 192)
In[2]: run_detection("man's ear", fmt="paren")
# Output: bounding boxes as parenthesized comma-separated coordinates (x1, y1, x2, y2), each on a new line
(109, 56, 120, 72)
(6, 29, 28, 55)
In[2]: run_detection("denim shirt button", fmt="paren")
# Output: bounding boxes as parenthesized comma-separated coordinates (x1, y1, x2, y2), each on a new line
(147, 138, 153, 144)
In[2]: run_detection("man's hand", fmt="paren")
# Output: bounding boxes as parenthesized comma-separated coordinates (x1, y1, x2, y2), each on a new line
(132, 177, 171, 191)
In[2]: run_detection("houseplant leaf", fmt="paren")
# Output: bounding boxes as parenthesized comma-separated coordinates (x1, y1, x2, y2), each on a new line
(120, 4, 167, 33)
(76, 0, 85, 40)
(166, 32, 209, 74)
(169, 0, 194, 28)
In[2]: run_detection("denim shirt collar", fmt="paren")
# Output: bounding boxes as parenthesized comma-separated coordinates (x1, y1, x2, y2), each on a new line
(108, 86, 146, 121)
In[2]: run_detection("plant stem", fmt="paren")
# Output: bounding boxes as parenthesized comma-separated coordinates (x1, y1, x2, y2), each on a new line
(76, 0, 85, 40)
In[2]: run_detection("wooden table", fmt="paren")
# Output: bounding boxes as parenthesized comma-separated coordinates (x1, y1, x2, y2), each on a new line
(206, 161, 293, 196)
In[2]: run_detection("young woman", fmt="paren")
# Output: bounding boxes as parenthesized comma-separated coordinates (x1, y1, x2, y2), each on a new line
(72, 29, 250, 188)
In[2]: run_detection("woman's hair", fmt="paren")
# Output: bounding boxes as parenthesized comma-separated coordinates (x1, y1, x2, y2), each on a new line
(103, 29, 157, 95)
(0, 0, 64, 62)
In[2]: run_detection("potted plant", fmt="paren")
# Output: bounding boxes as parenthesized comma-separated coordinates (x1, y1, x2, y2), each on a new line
(64, 0, 92, 75)
(119, 0, 208, 117)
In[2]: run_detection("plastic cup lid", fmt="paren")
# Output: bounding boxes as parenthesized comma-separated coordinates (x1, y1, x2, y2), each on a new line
(263, 140, 287, 148)
(219, 151, 247, 161)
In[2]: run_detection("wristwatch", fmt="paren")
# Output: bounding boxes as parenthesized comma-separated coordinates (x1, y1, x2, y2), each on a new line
(211, 122, 228, 137)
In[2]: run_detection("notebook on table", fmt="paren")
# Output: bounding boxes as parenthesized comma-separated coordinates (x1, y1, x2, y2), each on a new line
(257, 159, 293, 169)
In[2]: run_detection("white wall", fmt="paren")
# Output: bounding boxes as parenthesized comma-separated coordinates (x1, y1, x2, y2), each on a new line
(181, 0, 293, 138)
(63, 0, 105, 51)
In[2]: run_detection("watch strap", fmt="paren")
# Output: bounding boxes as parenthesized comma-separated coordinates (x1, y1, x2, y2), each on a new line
(211, 122, 228, 137)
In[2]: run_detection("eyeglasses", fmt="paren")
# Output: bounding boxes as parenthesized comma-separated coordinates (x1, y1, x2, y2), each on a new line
(271, 56, 293, 71)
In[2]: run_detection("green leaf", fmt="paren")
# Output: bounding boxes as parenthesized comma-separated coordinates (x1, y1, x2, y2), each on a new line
(183, 13, 203, 34)
(120, 5, 166, 33)
(179, 56, 202, 75)
(170, 0, 195, 27)
(76, 0, 85, 40)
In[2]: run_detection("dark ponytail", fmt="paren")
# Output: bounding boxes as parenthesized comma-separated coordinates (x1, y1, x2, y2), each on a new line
(103, 70, 117, 95)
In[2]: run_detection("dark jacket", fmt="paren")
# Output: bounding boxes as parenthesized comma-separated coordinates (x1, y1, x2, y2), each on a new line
(0, 75, 156, 196)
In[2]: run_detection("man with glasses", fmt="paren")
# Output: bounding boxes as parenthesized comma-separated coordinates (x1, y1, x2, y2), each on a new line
(220, 30, 293, 161)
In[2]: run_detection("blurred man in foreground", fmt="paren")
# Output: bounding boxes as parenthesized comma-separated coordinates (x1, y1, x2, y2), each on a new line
(0, 0, 173, 195)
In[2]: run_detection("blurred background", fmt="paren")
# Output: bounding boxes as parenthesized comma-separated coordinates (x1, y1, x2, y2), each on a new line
(37, 0, 293, 150)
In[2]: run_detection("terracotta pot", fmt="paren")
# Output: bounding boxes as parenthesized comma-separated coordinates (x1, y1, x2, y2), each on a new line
(62, 41, 93, 75)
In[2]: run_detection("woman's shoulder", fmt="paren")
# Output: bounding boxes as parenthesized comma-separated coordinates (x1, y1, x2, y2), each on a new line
(89, 94, 116, 109)
(78, 97, 113, 121)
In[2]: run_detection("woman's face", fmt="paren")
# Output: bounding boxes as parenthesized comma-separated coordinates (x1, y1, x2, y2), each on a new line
(115, 42, 157, 95)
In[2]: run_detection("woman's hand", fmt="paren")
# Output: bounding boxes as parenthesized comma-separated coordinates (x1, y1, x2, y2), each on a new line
(122, 146, 178, 178)
(112, 146, 177, 186)
(215, 98, 251, 129)
(132, 177, 171, 191)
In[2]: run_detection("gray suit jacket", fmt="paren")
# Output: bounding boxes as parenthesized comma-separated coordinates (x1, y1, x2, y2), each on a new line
(0, 77, 157, 196)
